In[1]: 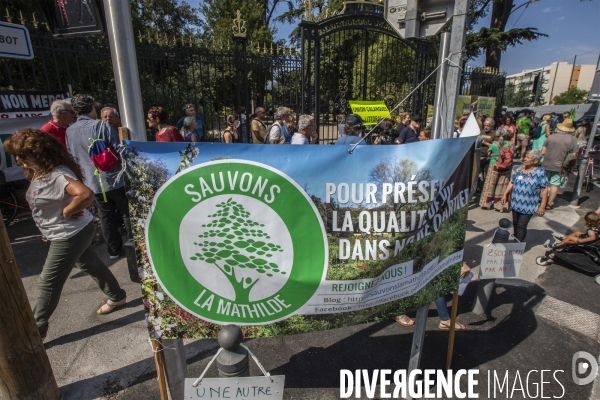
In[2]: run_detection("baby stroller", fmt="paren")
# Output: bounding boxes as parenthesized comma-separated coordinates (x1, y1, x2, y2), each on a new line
(536, 238, 600, 283)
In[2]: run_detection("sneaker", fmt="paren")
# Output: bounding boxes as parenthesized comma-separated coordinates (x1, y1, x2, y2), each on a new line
(109, 249, 123, 260)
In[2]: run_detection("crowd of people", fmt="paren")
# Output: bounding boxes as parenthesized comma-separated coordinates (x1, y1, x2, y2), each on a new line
(12, 93, 595, 339)
(474, 108, 591, 243)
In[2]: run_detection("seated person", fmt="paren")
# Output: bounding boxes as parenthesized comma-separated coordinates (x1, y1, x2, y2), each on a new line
(551, 212, 600, 248)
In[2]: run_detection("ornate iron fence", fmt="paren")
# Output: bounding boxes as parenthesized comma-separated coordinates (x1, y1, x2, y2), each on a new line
(460, 65, 507, 119)
(0, 20, 301, 142)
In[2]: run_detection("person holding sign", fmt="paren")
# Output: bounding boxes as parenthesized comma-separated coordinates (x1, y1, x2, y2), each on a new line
(4, 129, 127, 340)
(501, 150, 548, 242)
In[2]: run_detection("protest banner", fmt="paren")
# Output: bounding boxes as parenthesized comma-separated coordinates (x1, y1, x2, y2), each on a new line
(124, 137, 475, 338)
(348, 100, 391, 124)
(477, 96, 496, 117)
(0, 90, 69, 119)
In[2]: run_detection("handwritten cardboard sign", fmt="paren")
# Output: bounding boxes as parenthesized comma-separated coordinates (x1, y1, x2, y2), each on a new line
(184, 376, 285, 399)
(480, 243, 526, 279)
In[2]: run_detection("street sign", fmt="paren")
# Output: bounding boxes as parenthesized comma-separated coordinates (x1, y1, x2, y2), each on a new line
(38, 0, 106, 38)
(184, 376, 285, 400)
(384, 0, 455, 39)
(0, 22, 33, 60)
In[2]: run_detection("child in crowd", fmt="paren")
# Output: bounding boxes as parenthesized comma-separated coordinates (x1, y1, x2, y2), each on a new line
(551, 211, 600, 248)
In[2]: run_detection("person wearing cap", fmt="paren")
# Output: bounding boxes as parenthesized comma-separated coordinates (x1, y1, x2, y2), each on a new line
(541, 119, 579, 209)
(397, 114, 421, 144)
(335, 114, 365, 145)
(175, 103, 206, 141)
(516, 109, 535, 162)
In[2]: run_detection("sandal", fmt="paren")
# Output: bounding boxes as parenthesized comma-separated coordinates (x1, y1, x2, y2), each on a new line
(545, 204, 554, 210)
(438, 321, 466, 331)
(394, 315, 415, 326)
(97, 298, 126, 315)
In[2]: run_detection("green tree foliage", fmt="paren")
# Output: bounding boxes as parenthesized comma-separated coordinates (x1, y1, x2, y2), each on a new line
(199, 0, 275, 44)
(503, 83, 531, 108)
(466, 0, 548, 70)
(0, 1, 203, 37)
(190, 198, 285, 303)
(552, 87, 590, 105)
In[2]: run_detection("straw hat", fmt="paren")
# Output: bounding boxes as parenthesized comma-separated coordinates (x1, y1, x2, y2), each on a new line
(557, 118, 575, 132)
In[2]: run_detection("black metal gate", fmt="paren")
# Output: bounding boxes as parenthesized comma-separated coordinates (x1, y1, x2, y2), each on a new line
(300, 2, 435, 143)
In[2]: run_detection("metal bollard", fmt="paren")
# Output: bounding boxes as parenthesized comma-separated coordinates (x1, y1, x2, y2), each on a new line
(216, 325, 250, 378)
(472, 218, 511, 314)
(123, 239, 140, 283)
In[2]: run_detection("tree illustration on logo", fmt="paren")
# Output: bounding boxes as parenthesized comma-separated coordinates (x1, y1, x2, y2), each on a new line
(190, 198, 286, 303)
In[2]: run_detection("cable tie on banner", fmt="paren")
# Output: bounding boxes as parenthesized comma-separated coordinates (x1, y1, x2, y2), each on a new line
(192, 347, 224, 387)
(147, 337, 183, 352)
(240, 343, 273, 382)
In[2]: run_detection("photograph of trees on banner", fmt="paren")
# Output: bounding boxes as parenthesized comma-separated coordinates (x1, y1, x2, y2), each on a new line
(123, 139, 476, 339)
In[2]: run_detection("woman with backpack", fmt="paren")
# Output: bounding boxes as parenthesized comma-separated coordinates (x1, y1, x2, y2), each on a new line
(480, 128, 514, 211)
(532, 114, 551, 151)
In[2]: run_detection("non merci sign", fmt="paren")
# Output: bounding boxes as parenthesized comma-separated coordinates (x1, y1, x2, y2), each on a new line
(184, 376, 285, 400)
(480, 242, 526, 279)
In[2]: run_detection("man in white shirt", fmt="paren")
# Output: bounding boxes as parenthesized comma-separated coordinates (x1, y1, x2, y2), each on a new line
(291, 115, 317, 144)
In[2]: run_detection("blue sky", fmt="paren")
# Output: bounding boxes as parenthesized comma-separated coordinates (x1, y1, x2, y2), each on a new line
(183, 0, 599, 75)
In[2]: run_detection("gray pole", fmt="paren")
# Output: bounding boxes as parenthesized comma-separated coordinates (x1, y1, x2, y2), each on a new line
(103, 0, 147, 141)
(567, 55, 577, 105)
(441, 0, 469, 139)
(571, 102, 600, 205)
(406, 304, 429, 400)
(472, 218, 512, 314)
(431, 32, 451, 140)
(549, 62, 560, 104)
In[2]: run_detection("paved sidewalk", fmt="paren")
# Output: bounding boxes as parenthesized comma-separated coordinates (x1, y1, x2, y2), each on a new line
(3, 163, 600, 399)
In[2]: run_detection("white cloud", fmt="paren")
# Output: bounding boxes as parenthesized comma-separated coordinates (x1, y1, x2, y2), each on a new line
(557, 16, 565, 20)
(543, 7, 562, 12)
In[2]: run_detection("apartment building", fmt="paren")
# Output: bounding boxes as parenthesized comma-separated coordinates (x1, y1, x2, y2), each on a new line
(505, 61, 596, 105)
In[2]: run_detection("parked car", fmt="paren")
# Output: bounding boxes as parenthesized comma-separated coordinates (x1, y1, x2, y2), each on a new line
(574, 115, 600, 139)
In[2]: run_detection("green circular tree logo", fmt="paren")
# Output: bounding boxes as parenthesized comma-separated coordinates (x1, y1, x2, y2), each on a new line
(146, 160, 327, 325)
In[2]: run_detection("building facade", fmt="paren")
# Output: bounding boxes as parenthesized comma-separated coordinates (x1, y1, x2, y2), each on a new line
(506, 62, 596, 105)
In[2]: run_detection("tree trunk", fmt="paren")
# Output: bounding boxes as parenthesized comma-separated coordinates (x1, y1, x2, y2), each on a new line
(0, 218, 60, 399)
(485, 0, 514, 70)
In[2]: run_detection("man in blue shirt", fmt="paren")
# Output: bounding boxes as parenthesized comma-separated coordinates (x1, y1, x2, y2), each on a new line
(397, 114, 421, 144)
(66, 94, 132, 259)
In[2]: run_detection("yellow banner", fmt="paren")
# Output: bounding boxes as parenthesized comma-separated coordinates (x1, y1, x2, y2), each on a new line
(456, 95, 473, 120)
(477, 96, 496, 117)
(348, 100, 391, 124)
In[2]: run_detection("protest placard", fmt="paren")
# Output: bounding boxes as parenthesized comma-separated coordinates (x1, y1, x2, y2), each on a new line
(125, 137, 476, 338)
(479, 242, 526, 279)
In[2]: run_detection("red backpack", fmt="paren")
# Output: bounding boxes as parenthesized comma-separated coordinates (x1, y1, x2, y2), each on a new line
(495, 145, 514, 172)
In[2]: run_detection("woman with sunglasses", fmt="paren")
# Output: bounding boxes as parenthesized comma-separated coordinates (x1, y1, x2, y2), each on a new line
(147, 106, 184, 142)
(175, 103, 206, 141)
(4, 129, 127, 341)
